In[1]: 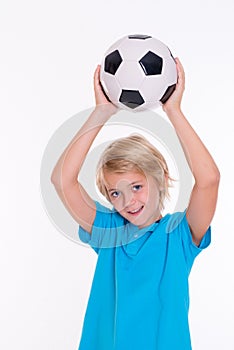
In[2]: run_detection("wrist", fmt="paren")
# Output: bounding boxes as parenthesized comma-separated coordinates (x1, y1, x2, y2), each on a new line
(90, 105, 115, 123)
(94, 103, 117, 118)
(163, 105, 183, 119)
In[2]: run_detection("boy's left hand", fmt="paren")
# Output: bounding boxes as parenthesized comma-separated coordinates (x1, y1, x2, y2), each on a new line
(162, 58, 185, 115)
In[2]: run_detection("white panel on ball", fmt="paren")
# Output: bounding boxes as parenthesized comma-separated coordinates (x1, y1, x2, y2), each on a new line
(116, 61, 145, 89)
(100, 73, 122, 105)
(119, 37, 152, 60)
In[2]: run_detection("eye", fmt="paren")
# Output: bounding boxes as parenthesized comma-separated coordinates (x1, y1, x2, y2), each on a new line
(110, 191, 121, 198)
(132, 184, 142, 192)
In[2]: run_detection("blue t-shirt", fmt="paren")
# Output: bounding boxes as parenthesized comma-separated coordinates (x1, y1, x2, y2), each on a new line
(78, 202, 211, 350)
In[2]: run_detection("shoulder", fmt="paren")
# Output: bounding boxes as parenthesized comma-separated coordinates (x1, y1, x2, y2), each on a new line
(154, 211, 211, 255)
(94, 201, 125, 228)
(78, 201, 126, 251)
(163, 210, 211, 267)
(165, 211, 210, 245)
(149, 210, 211, 273)
(163, 211, 186, 234)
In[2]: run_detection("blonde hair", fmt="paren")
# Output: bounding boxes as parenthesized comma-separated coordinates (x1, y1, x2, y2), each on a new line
(96, 134, 173, 210)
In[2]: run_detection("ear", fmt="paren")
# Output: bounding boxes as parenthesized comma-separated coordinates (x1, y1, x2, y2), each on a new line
(164, 173, 169, 187)
(159, 172, 168, 190)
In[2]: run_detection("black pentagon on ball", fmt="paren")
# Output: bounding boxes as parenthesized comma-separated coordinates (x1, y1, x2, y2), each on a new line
(104, 50, 123, 75)
(119, 90, 145, 109)
(139, 51, 163, 75)
(160, 84, 176, 104)
(128, 34, 152, 40)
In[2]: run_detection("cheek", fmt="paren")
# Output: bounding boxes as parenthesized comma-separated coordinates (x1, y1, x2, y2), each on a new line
(154, 192, 161, 207)
(140, 186, 151, 201)
(147, 188, 160, 206)
(110, 198, 124, 212)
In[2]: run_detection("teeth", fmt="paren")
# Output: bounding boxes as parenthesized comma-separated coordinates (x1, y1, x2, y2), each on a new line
(128, 206, 143, 214)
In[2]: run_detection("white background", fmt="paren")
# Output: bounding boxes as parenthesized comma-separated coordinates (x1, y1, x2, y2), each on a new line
(1, 0, 233, 349)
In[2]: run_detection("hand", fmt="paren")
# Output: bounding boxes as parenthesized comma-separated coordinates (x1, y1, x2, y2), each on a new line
(93, 65, 118, 116)
(162, 58, 185, 115)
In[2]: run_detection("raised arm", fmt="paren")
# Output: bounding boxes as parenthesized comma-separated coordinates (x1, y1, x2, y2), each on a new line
(163, 58, 220, 246)
(51, 65, 117, 233)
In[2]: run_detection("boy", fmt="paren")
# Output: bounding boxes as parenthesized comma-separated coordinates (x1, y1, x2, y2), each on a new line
(51, 59, 220, 349)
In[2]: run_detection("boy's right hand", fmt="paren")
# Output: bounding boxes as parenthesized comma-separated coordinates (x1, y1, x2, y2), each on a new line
(94, 65, 118, 116)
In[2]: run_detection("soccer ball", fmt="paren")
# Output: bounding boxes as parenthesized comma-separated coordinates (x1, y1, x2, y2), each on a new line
(100, 34, 177, 111)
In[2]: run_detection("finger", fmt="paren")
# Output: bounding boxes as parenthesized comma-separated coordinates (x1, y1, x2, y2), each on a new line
(175, 58, 185, 88)
(94, 65, 101, 84)
(176, 58, 185, 78)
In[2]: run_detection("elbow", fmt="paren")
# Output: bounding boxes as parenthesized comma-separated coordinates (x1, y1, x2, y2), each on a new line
(50, 168, 61, 189)
(196, 166, 220, 189)
(210, 167, 221, 186)
(50, 168, 77, 192)
(207, 170, 220, 189)
(50, 170, 55, 185)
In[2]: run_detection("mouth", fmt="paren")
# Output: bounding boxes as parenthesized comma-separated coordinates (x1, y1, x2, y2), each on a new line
(126, 205, 144, 216)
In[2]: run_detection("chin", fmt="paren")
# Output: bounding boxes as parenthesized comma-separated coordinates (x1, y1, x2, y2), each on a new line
(127, 215, 148, 227)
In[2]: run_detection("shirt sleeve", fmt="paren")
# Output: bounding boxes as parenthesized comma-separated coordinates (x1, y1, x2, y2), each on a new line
(78, 201, 125, 253)
(166, 210, 211, 272)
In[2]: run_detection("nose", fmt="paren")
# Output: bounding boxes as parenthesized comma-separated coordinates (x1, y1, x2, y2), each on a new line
(123, 191, 136, 208)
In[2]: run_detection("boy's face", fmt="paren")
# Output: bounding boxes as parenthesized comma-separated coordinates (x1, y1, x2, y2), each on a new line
(103, 170, 162, 228)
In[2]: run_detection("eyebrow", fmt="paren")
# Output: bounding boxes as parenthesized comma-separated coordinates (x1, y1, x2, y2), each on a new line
(107, 180, 143, 193)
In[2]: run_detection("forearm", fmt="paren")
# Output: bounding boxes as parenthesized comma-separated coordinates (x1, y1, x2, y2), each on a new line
(166, 109, 220, 187)
(51, 106, 112, 189)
